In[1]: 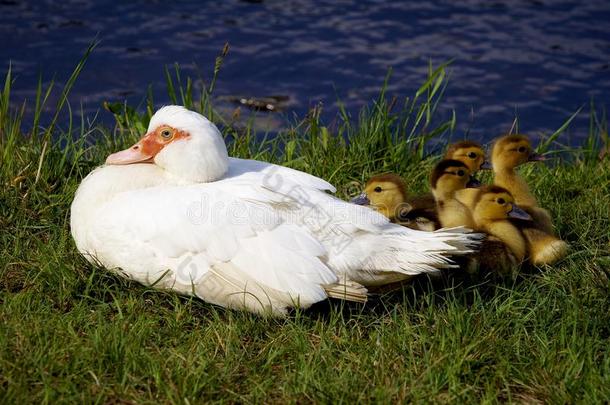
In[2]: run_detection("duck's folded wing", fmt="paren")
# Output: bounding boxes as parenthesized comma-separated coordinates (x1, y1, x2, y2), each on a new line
(225, 157, 336, 193)
(89, 183, 338, 312)
(224, 170, 480, 279)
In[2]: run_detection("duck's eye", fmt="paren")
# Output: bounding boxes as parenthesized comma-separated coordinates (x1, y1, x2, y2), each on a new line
(518, 146, 526, 153)
(457, 170, 465, 177)
(374, 186, 382, 193)
(160, 128, 173, 139)
(467, 152, 477, 159)
(497, 198, 506, 205)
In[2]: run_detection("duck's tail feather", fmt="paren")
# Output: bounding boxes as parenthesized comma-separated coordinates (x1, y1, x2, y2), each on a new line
(432, 226, 484, 254)
(357, 226, 482, 279)
(323, 279, 368, 303)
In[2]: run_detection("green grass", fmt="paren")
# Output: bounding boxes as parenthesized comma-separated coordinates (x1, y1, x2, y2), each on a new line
(1, 51, 610, 403)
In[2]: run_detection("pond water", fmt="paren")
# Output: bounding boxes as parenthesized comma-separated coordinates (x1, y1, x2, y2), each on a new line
(1, 0, 609, 144)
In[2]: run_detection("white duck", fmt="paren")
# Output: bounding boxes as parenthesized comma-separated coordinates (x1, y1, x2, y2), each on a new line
(71, 106, 479, 315)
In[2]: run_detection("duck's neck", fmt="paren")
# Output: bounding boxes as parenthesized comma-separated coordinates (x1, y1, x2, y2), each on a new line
(480, 220, 527, 261)
(71, 164, 182, 217)
(70, 164, 179, 254)
(493, 167, 537, 207)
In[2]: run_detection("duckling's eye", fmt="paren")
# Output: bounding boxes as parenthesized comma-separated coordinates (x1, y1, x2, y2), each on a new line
(497, 198, 506, 205)
(467, 152, 477, 159)
(518, 146, 526, 153)
(457, 170, 465, 177)
(160, 128, 173, 139)
(374, 186, 382, 193)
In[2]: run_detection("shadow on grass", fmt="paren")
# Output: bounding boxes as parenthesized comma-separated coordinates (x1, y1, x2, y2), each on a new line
(302, 268, 536, 322)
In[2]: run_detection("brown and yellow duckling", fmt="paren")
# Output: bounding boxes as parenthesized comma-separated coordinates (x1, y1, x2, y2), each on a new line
(491, 134, 568, 265)
(469, 185, 532, 275)
(491, 134, 547, 208)
(445, 140, 491, 181)
(445, 140, 492, 208)
(351, 173, 438, 231)
(430, 159, 476, 229)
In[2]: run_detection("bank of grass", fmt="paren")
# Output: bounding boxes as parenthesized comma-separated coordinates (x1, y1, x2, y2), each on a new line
(1, 52, 610, 403)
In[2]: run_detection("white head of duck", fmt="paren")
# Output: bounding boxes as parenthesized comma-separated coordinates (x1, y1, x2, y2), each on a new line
(106, 105, 229, 182)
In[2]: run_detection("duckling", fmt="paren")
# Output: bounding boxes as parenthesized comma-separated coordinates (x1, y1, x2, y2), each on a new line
(351, 173, 439, 231)
(472, 186, 530, 260)
(473, 236, 520, 276)
(446, 141, 491, 208)
(430, 159, 476, 229)
(469, 186, 531, 275)
(395, 207, 438, 232)
(445, 140, 491, 177)
(491, 134, 568, 265)
(491, 134, 545, 208)
(521, 227, 568, 266)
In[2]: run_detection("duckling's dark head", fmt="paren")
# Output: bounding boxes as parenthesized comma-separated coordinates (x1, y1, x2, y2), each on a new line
(430, 159, 471, 197)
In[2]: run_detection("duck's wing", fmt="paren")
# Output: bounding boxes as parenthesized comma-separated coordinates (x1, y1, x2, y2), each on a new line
(88, 181, 340, 315)
(225, 157, 336, 193)
(219, 164, 480, 285)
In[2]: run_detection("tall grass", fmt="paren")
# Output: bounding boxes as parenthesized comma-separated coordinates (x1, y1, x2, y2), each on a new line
(1, 49, 609, 403)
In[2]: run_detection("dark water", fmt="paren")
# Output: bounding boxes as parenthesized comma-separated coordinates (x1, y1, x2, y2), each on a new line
(1, 0, 609, 143)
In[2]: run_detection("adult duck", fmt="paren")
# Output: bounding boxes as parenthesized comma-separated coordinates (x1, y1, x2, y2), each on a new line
(71, 106, 479, 315)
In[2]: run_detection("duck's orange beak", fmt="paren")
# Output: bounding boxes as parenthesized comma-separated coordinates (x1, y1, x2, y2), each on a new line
(106, 131, 163, 165)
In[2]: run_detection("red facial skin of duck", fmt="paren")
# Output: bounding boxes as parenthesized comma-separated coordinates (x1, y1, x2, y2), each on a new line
(106, 126, 190, 165)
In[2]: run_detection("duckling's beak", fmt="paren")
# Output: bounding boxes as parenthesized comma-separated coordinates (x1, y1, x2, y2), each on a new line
(508, 205, 532, 220)
(351, 193, 370, 206)
(528, 152, 546, 162)
(466, 176, 482, 188)
(480, 160, 492, 170)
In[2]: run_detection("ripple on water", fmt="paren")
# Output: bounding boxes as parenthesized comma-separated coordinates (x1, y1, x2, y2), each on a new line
(0, 0, 609, 143)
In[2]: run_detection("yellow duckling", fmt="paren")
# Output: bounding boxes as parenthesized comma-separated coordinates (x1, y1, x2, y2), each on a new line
(491, 134, 546, 208)
(445, 140, 491, 177)
(445, 140, 491, 208)
(430, 159, 476, 229)
(351, 173, 438, 231)
(491, 134, 568, 265)
(469, 185, 531, 275)
(473, 186, 530, 260)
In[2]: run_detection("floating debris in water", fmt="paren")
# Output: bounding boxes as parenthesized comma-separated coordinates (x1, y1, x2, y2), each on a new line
(220, 95, 290, 112)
